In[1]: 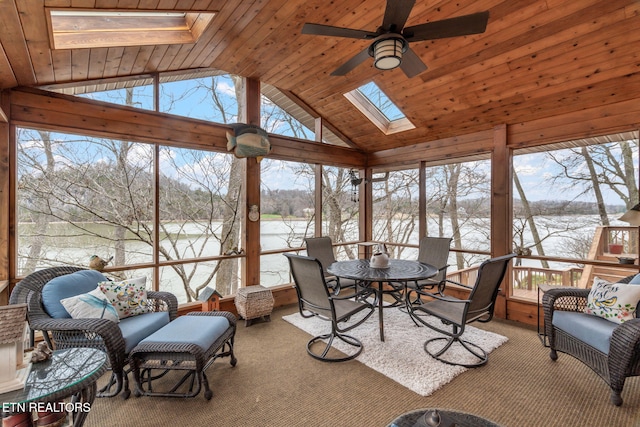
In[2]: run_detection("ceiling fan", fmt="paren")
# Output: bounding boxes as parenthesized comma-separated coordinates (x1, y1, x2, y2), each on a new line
(301, 0, 489, 78)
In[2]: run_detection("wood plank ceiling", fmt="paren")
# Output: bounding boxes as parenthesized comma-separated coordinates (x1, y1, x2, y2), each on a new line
(0, 0, 639, 154)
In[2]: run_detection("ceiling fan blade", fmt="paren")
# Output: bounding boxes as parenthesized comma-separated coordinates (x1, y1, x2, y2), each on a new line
(400, 47, 428, 78)
(330, 48, 371, 76)
(302, 23, 377, 40)
(403, 11, 489, 42)
(381, 0, 416, 32)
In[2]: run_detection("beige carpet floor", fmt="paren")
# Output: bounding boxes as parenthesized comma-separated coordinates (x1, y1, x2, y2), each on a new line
(84, 305, 640, 427)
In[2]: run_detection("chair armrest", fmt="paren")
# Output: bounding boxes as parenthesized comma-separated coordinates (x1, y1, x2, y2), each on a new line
(330, 286, 376, 302)
(542, 287, 589, 315)
(30, 317, 126, 371)
(442, 278, 473, 290)
(542, 287, 590, 348)
(148, 290, 178, 321)
(413, 288, 470, 304)
(609, 318, 640, 371)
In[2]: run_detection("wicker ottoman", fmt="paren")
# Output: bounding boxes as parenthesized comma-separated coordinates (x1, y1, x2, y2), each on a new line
(234, 285, 274, 327)
(130, 311, 237, 400)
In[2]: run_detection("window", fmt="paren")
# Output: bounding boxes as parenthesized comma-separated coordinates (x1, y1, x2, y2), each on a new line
(260, 159, 315, 287)
(344, 82, 415, 135)
(372, 168, 419, 260)
(512, 131, 639, 300)
(424, 159, 492, 271)
(321, 167, 359, 260)
(17, 128, 154, 275)
(48, 10, 216, 49)
(16, 127, 244, 304)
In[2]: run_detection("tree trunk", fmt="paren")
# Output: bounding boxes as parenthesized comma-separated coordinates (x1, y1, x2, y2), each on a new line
(582, 147, 609, 225)
(22, 130, 55, 275)
(513, 170, 549, 268)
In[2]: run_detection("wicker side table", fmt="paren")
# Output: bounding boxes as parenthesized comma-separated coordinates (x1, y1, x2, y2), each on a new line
(235, 286, 274, 327)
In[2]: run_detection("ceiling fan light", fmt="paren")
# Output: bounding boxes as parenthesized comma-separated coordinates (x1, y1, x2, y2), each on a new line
(373, 38, 403, 70)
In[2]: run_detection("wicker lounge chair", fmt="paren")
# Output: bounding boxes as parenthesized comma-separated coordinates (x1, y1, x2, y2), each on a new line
(9, 266, 178, 399)
(542, 274, 640, 406)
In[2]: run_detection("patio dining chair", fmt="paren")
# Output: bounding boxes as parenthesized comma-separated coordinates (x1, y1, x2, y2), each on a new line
(405, 236, 452, 304)
(284, 253, 376, 362)
(304, 236, 358, 295)
(408, 253, 515, 367)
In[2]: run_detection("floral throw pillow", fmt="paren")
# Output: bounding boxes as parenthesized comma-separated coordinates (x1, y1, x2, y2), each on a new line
(585, 277, 640, 324)
(60, 287, 119, 323)
(98, 277, 149, 319)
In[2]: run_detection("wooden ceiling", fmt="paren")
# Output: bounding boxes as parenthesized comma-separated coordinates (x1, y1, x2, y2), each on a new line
(1, 1, 639, 154)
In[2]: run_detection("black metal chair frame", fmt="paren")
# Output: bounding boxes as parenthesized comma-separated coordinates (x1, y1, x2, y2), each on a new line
(408, 254, 515, 368)
(9, 266, 178, 399)
(285, 253, 376, 362)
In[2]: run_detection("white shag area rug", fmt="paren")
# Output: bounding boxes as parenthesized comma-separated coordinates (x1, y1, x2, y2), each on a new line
(283, 307, 508, 396)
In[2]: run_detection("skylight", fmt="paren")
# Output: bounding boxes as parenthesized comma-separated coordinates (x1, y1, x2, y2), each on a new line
(357, 82, 405, 121)
(47, 10, 217, 49)
(344, 82, 415, 135)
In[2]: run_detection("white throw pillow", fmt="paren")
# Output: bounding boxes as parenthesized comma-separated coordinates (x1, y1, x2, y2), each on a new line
(585, 277, 640, 324)
(98, 276, 149, 319)
(60, 286, 119, 323)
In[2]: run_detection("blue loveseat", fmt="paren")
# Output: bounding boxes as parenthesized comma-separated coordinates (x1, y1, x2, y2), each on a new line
(9, 266, 177, 399)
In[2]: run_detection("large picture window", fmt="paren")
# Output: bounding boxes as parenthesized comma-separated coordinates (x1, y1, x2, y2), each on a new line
(16, 127, 244, 304)
(512, 131, 639, 300)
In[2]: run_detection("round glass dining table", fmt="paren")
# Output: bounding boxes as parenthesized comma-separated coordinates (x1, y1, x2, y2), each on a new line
(327, 258, 437, 341)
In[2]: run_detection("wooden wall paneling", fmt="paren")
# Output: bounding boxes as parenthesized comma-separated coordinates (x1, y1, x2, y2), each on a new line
(117, 46, 142, 75)
(506, 299, 538, 328)
(87, 48, 109, 80)
(50, 50, 72, 83)
(15, 1, 55, 85)
(103, 47, 125, 77)
(71, 49, 90, 81)
(509, 97, 640, 149)
(178, 1, 257, 69)
(155, 45, 184, 73)
(367, 130, 494, 167)
(258, 0, 383, 88)
(219, 0, 301, 75)
(128, 46, 155, 76)
(0, 46, 18, 90)
(0, 1, 37, 87)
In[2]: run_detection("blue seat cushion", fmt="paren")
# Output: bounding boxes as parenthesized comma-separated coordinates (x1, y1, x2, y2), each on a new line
(119, 311, 170, 354)
(553, 311, 617, 355)
(628, 273, 640, 284)
(42, 270, 109, 318)
(139, 315, 230, 353)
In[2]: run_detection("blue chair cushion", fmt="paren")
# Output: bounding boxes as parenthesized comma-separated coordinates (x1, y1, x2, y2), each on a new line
(553, 311, 617, 355)
(139, 315, 230, 353)
(119, 311, 170, 354)
(628, 273, 640, 284)
(42, 270, 109, 318)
